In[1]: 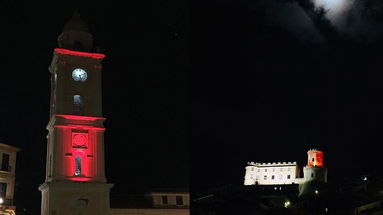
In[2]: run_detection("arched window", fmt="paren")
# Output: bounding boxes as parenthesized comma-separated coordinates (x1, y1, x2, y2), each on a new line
(73, 95, 83, 114)
(75, 156, 82, 176)
(311, 172, 314, 178)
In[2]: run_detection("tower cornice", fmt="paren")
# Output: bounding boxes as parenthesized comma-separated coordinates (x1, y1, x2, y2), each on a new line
(55, 48, 105, 59)
(47, 114, 106, 131)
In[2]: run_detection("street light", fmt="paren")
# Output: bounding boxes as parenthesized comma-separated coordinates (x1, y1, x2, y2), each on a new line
(284, 200, 291, 208)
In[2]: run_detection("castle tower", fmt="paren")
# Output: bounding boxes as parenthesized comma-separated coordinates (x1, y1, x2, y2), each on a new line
(303, 149, 327, 183)
(39, 12, 113, 215)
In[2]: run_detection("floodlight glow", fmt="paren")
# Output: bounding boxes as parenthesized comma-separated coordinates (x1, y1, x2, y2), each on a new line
(315, 190, 319, 194)
(0, 197, 3, 204)
(284, 200, 291, 208)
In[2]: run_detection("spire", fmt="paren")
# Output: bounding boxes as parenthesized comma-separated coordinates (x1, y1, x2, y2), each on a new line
(62, 10, 89, 32)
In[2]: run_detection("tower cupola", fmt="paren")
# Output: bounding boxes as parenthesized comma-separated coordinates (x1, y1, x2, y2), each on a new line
(57, 11, 94, 52)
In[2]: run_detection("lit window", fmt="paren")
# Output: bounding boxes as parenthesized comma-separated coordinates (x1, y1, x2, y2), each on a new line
(162, 196, 168, 204)
(176, 196, 183, 205)
(73, 95, 83, 114)
(75, 156, 81, 176)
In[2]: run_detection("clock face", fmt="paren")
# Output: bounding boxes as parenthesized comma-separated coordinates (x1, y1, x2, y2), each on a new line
(72, 68, 88, 82)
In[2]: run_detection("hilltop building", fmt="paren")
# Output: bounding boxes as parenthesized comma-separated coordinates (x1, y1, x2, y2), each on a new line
(244, 149, 327, 189)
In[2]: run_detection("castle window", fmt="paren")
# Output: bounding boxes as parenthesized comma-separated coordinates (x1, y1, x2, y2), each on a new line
(162, 196, 168, 205)
(265, 169, 267, 172)
(287, 175, 291, 179)
(75, 156, 82, 176)
(311, 173, 314, 178)
(73, 95, 84, 115)
(272, 175, 275, 180)
(264, 175, 267, 180)
(312, 158, 315, 162)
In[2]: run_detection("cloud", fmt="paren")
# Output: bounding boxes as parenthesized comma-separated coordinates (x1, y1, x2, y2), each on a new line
(249, 0, 324, 44)
(249, 0, 383, 44)
(336, 0, 383, 43)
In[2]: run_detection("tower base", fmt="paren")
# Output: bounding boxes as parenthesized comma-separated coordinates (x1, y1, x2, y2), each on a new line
(39, 181, 113, 215)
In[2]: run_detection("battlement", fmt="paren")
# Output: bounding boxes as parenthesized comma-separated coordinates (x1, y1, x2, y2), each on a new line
(247, 161, 297, 166)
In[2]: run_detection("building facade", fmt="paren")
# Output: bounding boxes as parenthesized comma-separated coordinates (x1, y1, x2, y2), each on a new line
(0, 143, 19, 214)
(110, 191, 189, 215)
(244, 162, 300, 185)
(244, 149, 327, 186)
(39, 12, 113, 215)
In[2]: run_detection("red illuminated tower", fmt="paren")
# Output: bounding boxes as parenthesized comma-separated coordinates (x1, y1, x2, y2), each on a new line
(39, 12, 113, 215)
(303, 149, 327, 183)
(307, 149, 324, 167)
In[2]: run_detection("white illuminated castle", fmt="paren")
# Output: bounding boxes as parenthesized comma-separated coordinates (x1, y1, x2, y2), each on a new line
(244, 149, 327, 186)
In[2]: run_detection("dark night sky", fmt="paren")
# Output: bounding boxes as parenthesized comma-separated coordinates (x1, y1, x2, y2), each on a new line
(0, 0, 188, 214)
(193, 0, 383, 193)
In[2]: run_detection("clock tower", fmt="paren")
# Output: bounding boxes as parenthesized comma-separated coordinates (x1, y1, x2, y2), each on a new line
(39, 12, 113, 215)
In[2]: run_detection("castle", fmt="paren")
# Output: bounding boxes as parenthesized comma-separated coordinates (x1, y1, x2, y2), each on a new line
(244, 149, 327, 187)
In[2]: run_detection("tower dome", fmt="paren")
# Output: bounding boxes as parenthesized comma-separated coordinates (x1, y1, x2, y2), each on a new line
(57, 11, 94, 52)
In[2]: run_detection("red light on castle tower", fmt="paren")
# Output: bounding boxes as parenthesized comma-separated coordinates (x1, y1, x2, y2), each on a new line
(307, 149, 324, 167)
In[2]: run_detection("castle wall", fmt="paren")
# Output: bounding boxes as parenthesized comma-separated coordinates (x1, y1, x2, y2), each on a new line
(244, 162, 300, 185)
